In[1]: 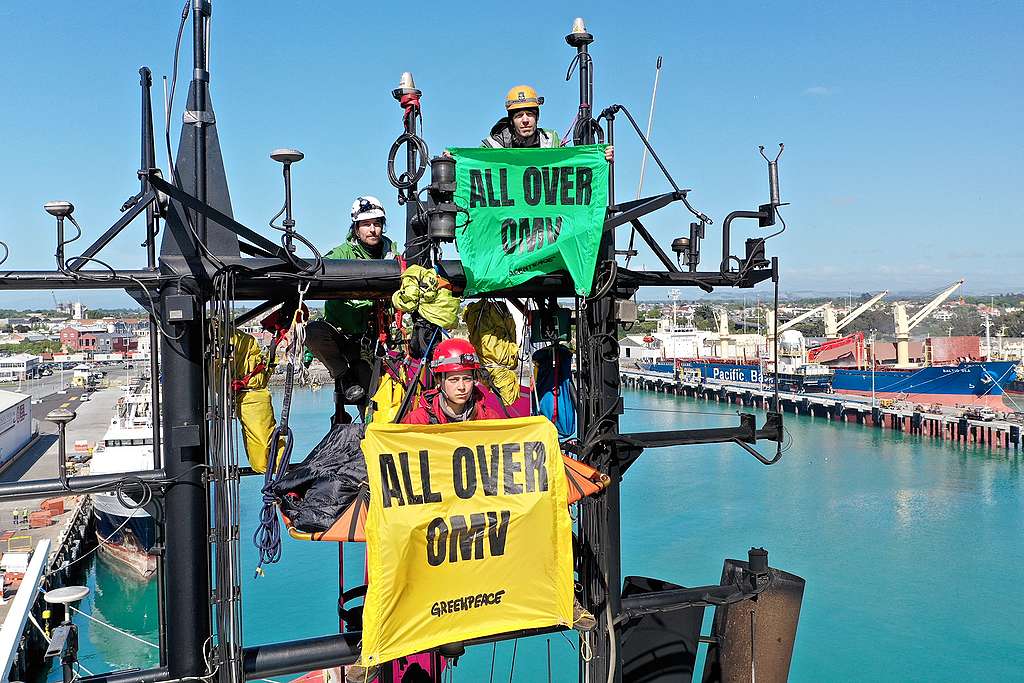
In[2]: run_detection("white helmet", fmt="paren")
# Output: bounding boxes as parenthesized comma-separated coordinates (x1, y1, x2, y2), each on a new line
(351, 196, 386, 223)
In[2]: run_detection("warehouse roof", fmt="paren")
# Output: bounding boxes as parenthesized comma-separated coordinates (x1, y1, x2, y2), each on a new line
(0, 389, 30, 412)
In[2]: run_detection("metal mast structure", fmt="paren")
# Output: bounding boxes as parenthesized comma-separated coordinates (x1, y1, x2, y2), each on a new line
(0, 8, 805, 683)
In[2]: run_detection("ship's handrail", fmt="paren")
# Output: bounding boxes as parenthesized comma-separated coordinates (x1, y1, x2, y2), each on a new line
(0, 538, 51, 679)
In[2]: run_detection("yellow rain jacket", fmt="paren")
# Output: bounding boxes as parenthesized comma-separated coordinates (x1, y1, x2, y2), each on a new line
(391, 265, 460, 329)
(368, 370, 406, 425)
(464, 300, 520, 406)
(231, 331, 278, 473)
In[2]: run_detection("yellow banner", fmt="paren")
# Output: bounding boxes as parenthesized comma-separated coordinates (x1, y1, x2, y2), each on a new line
(361, 416, 574, 665)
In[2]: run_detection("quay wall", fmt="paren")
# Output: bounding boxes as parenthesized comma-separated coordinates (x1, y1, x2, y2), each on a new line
(621, 369, 1023, 451)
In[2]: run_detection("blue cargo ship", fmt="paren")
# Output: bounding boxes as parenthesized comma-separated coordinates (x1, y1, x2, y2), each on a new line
(831, 360, 1018, 408)
(641, 360, 833, 393)
(641, 358, 1019, 407)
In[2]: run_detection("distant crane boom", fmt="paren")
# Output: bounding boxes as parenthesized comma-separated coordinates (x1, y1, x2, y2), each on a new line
(715, 308, 729, 336)
(906, 279, 964, 330)
(766, 302, 831, 337)
(893, 278, 964, 366)
(834, 290, 888, 333)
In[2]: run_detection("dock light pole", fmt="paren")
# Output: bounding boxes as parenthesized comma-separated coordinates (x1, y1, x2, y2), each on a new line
(46, 408, 76, 490)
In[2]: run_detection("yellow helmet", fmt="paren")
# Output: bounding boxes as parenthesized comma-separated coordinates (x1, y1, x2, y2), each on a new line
(505, 85, 544, 112)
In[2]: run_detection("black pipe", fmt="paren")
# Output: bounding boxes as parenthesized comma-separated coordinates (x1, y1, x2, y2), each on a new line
(192, 0, 208, 245)
(141, 66, 158, 270)
(139, 67, 164, 478)
(234, 298, 284, 327)
(627, 219, 679, 273)
(616, 267, 771, 291)
(0, 270, 160, 290)
(241, 624, 571, 680)
(618, 583, 744, 619)
(572, 24, 624, 683)
(0, 261, 576, 298)
(65, 195, 157, 272)
(606, 110, 615, 206)
(0, 469, 167, 503)
(604, 192, 678, 231)
(75, 666, 169, 683)
(720, 209, 768, 274)
(242, 633, 362, 679)
(622, 425, 755, 449)
(159, 281, 211, 679)
(405, 94, 426, 267)
(55, 216, 66, 273)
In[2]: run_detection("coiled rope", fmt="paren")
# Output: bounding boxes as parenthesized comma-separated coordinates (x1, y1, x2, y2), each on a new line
(253, 285, 308, 575)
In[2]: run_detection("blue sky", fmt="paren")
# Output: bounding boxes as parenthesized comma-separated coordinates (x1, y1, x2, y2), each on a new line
(1, 1, 1021, 309)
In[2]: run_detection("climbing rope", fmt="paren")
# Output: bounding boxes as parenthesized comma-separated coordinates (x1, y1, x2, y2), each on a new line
(253, 284, 309, 575)
(69, 605, 159, 649)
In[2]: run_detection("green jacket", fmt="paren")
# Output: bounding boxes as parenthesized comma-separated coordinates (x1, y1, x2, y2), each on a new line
(323, 235, 398, 333)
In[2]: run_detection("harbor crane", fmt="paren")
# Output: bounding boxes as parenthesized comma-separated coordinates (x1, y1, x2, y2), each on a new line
(765, 301, 831, 338)
(893, 279, 964, 367)
(714, 307, 731, 357)
(824, 291, 888, 338)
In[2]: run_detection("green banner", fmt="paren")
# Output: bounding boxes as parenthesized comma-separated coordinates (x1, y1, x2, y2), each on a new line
(450, 145, 608, 296)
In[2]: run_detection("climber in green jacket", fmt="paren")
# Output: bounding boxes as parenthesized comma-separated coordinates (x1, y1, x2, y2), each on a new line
(306, 195, 398, 422)
(323, 196, 399, 332)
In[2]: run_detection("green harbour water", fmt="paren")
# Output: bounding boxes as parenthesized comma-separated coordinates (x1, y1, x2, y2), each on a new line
(50, 387, 1024, 682)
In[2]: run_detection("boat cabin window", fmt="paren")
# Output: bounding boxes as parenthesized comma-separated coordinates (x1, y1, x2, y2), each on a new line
(103, 438, 153, 447)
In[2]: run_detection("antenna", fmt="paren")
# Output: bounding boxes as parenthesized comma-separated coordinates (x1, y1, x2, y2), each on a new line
(43, 201, 79, 274)
(636, 56, 663, 200)
(269, 148, 304, 253)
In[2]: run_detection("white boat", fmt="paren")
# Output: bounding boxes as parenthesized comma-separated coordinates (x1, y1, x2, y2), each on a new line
(89, 382, 157, 580)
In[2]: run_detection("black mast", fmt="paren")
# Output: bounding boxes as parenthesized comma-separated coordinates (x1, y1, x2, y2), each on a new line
(566, 17, 624, 683)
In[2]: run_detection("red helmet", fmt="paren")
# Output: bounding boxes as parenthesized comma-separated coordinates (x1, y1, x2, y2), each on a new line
(431, 338, 481, 374)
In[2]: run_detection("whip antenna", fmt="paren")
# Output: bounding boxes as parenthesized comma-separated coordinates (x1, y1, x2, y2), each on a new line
(625, 56, 663, 267)
(636, 55, 662, 199)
